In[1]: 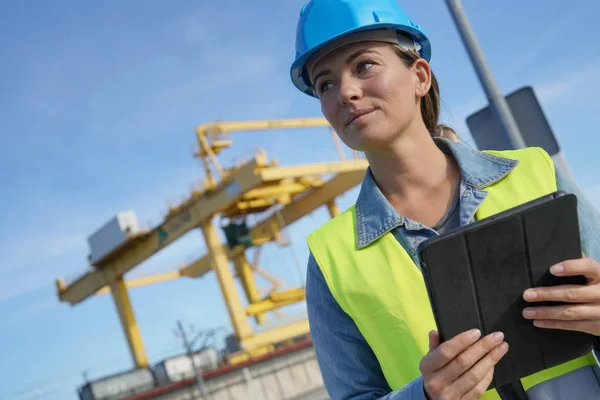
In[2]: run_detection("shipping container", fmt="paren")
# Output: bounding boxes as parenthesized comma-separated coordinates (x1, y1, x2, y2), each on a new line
(87, 211, 141, 264)
(152, 348, 219, 386)
(78, 368, 155, 400)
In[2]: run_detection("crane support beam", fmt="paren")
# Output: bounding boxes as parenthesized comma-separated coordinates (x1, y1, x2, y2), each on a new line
(195, 118, 330, 139)
(241, 319, 310, 350)
(201, 221, 253, 340)
(233, 254, 266, 324)
(243, 181, 321, 199)
(249, 167, 367, 245)
(110, 277, 148, 368)
(245, 288, 306, 316)
(95, 271, 182, 295)
(180, 256, 213, 278)
(260, 159, 366, 182)
(326, 199, 340, 218)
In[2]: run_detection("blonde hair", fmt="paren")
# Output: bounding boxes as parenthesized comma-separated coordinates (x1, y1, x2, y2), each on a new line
(392, 44, 459, 143)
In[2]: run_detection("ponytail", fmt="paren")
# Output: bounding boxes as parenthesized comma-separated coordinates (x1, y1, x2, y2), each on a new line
(392, 45, 459, 143)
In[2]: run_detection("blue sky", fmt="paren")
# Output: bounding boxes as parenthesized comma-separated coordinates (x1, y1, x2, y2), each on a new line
(1, 1, 599, 399)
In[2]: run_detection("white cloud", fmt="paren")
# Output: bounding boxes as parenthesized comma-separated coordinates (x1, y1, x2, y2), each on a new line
(535, 58, 600, 105)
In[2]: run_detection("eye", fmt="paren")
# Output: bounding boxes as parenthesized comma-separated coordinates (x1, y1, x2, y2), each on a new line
(357, 61, 374, 74)
(318, 81, 333, 95)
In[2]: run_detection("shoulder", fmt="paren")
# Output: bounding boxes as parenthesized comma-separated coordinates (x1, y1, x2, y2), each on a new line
(307, 204, 356, 242)
(484, 146, 556, 184)
(484, 146, 554, 170)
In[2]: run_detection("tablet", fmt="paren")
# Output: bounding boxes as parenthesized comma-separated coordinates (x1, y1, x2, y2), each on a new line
(417, 191, 594, 389)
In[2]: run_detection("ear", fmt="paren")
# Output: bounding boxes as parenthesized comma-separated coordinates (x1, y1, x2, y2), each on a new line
(413, 58, 432, 98)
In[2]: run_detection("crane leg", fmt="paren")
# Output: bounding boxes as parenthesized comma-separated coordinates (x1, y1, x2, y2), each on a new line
(110, 277, 149, 368)
(201, 220, 252, 340)
(233, 254, 267, 324)
(326, 199, 340, 218)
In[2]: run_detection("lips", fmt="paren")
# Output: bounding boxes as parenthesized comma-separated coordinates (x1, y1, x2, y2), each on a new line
(345, 108, 374, 127)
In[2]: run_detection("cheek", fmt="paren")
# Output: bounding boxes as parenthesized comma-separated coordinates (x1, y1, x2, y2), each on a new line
(320, 97, 339, 128)
(371, 71, 415, 113)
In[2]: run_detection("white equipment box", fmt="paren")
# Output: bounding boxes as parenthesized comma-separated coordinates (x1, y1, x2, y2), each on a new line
(87, 211, 141, 265)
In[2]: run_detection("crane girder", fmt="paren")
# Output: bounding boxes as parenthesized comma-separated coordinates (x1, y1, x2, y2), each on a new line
(84, 166, 368, 296)
(56, 153, 368, 306)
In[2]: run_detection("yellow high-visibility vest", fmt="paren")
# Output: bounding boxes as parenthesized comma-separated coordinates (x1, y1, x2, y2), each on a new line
(307, 147, 597, 399)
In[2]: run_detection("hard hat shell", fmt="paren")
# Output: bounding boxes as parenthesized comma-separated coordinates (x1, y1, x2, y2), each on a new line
(290, 0, 431, 97)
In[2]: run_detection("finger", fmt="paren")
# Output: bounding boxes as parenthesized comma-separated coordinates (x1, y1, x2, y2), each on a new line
(523, 284, 598, 303)
(420, 329, 481, 374)
(549, 258, 599, 280)
(523, 304, 600, 321)
(433, 331, 504, 387)
(462, 368, 494, 400)
(429, 330, 441, 352)
(533, 319, 600, 335)
(452, 342, 508, 397)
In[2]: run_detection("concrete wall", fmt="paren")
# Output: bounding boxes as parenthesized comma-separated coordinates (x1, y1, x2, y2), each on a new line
(144, 344, 327, 400)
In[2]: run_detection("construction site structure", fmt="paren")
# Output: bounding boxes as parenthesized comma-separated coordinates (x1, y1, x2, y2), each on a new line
(55, 117, 369, 393)
(79, 336, 325, 400)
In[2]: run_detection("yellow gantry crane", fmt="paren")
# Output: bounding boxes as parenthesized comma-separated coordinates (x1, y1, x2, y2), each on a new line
(55, 118, 369, 368)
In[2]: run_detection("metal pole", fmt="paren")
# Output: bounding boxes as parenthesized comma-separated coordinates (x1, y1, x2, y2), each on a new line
(444, 0, 527, 150)
(176, 320, 209, 400)
(552, 152, 576, 181)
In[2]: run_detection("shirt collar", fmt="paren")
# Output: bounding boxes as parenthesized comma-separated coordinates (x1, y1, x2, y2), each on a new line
(354, 137, 518, 248)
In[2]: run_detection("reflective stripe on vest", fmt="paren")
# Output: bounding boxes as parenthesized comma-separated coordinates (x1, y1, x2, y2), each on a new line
(307, 147, 598, 400)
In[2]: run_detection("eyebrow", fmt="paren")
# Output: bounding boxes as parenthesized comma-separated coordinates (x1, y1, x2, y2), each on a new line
(311, 48, 380, 86)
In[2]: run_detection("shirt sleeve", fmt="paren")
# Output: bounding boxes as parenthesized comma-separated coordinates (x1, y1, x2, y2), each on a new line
(306, 252, 428, 400)
(555, 165, 600, 350)
(555, 166, 600, 260)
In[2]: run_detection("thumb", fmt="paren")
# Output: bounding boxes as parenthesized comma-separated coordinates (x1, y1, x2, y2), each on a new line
(428, 330, 441, 352)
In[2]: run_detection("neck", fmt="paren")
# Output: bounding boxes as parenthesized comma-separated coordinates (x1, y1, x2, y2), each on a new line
(365, 129, 460, 209)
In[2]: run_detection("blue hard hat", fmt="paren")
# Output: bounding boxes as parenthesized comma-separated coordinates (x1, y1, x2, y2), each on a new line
(290, 0, 431, 97)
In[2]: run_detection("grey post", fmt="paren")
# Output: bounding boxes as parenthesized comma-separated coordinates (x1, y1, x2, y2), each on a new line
(444, 0, 527, 150)
(176, 320, 209, 400)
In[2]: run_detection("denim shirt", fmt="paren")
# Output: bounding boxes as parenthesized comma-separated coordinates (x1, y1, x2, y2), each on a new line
(305, 138, 600, 400)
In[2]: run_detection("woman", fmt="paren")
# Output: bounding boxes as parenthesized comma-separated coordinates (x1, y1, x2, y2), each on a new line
(289, 1, 600, 399)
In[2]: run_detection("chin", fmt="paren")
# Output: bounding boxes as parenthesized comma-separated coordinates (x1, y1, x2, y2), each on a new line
(343, 123, 397, 151)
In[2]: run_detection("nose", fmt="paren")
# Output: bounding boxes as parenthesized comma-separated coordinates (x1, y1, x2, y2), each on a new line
(338, 75, 362, 105)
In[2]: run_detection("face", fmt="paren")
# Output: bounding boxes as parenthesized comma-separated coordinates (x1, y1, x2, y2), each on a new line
(310, 41, 431, 152)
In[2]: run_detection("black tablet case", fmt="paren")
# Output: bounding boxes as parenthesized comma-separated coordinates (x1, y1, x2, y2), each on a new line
(418, 192, 594, 389)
